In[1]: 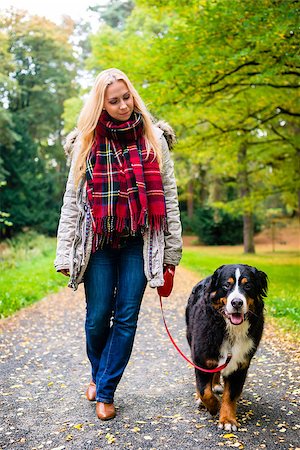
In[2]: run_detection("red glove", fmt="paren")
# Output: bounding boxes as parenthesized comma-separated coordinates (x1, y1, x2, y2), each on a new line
(157, 264, 175, 297)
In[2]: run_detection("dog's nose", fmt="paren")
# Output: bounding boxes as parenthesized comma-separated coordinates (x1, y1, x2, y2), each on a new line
(231, 298, 243, 310)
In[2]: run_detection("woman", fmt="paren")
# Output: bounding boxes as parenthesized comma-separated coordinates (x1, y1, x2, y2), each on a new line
(54, 68, 182, 421)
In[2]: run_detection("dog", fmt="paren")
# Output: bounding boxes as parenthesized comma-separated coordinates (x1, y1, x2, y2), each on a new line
(186, 264, 268, 431)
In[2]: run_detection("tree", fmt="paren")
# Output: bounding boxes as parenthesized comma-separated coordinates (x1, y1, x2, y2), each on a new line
(0, 10, 77, 236)
(89, 0, 134, 30)
(88, 0, 299, 252)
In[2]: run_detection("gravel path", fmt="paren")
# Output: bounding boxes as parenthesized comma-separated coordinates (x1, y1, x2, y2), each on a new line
(0, 266, 299, 450)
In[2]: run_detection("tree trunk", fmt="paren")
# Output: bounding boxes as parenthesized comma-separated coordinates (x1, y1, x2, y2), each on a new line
(211, 178, 223, 202)
(199, 166, 207, 205)
(238, 143, 255, 254)
(243, 213, 255, 253)
(187, 180, 194, 219)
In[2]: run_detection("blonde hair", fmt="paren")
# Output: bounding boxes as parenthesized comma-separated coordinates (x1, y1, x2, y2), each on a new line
(74, 68, 161, 186)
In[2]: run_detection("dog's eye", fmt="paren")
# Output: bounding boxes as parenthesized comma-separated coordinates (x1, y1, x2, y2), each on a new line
(223, 282, 231, 290)
(243, 283, 251, 290)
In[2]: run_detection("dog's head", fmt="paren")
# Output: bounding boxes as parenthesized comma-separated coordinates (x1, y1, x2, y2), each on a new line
(207, 264, 268, 325)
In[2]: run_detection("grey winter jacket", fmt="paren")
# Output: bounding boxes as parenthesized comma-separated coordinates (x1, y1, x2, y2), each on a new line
(54, 124, 182, 290)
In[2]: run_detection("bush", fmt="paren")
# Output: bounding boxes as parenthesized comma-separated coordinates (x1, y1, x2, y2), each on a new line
(180, 211, 195, 235)
(191, 207, 244, 245)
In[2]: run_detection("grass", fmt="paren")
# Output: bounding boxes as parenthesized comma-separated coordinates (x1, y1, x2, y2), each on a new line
(181, 244, 300, 336)
(1, 232, 299, 338)
(0, 232, 67, 318)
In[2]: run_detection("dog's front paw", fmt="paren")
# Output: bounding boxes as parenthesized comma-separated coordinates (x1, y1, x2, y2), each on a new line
(195, 397, 203, 408)
(218, 418, 239, 432)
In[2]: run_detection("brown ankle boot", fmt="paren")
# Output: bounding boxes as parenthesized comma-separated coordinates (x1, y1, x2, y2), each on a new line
(96, 402, 116, 421)
(85, 381, 96, 401)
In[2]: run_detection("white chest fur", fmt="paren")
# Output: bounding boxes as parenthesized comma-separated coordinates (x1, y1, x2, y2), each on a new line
(219, 320, 254, 377)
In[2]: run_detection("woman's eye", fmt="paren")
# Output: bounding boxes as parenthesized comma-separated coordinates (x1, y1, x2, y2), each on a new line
(109, 100, 118, 105)
(123, 94, 130, 100)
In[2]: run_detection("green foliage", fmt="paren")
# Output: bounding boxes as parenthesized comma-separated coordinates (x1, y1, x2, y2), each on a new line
(183, 206, 261, 245)
(182, 246, 300, 335)
(1, 115, 65, 235)
(89, 0, 135, 30)
(3, 13, 77, 137)
(180, 211, 194, 235)
(88, 0, 299, 249)
(0, 181, 13, 231)
(0, 10, 77, 237)
(62, 96, 83, 134)
(191, 207, 244, 245)
(0, 232, 67, 318)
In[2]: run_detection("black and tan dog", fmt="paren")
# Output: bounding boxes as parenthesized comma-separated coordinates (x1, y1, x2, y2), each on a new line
(186, 264, 268, 431)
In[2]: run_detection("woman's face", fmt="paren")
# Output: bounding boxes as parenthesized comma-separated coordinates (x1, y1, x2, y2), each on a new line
(103, 80, 134, 122)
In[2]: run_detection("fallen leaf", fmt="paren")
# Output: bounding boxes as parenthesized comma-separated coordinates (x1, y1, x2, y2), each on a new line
(231, 443, 244, 448)
(223, 433, 237, 439)
(105, 433, 116, 444)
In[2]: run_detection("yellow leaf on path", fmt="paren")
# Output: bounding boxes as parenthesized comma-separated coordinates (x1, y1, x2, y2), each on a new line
(223, 433, 237, 439)
(105, 433, 116, 444)
(65, 434, 73, 441)
(73, 423, 83, 430)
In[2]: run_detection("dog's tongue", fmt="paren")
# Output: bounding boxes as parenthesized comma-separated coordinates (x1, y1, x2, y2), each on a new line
(230, 313, 244, 325)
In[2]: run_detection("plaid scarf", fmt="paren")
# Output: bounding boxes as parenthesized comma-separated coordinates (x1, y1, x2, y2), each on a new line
(86, 111, 167, 250)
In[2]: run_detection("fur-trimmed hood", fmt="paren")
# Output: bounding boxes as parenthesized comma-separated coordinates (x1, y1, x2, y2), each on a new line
(63, 121, 176, 158)
(155, 120, 176, 150)
(64, 128, 80, 158)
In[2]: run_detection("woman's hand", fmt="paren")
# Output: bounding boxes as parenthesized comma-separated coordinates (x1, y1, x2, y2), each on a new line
(164, 264, 175, 274)
(157, 264, 175, 297)
(58, 269, 70, 277)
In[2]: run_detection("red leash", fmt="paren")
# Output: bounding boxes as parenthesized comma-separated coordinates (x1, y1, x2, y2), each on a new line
(159, 295, 232, 373)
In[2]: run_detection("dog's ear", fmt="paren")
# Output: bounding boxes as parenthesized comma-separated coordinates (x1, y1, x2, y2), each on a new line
(251, 267, 268, 299)
(203, 276, 214, 303)
(204, 266, 224, 303)
(210, 265, 225, 291)
(258, 270, 268, 298)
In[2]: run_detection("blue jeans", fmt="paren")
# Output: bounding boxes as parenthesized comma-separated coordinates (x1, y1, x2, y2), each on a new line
(84, 236, 147, 403)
